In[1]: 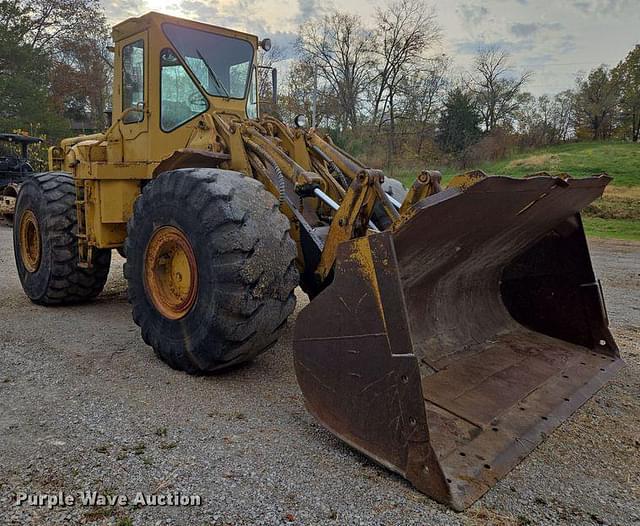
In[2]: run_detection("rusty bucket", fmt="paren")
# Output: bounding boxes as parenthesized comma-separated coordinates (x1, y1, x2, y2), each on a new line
(293, 175, 623, 511)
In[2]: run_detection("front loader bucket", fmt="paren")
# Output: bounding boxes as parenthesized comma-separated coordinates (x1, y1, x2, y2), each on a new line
(293, 175, 623, 511)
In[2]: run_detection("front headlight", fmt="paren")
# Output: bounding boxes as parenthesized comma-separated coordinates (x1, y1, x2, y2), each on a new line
(294, 114, 308, 128)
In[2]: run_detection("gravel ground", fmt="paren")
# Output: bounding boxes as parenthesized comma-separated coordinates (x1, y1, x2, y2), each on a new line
(0, 225, 638, 526)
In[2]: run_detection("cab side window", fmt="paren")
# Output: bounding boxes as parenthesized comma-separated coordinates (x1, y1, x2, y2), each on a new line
(160, 49, 208, 131)
(122, 39, 145, 124)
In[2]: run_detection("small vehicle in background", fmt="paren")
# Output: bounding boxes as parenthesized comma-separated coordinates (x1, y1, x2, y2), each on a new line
(0, 133, 43, 222)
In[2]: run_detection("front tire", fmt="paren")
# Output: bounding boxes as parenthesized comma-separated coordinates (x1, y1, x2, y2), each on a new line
(124, 168, 298, 373)
(13, 172, 111, 305)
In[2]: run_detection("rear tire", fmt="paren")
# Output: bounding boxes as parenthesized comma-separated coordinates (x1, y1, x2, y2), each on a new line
(13, 172, 111, 305)
(124, 168, 298, 373)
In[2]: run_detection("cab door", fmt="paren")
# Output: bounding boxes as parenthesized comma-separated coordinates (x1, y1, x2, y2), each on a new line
(118, 32, 149, 161)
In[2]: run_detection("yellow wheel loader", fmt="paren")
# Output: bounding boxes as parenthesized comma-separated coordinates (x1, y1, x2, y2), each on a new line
(12, 12, 623, 511)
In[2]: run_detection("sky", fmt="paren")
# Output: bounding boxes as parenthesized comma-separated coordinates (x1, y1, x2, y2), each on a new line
(102, 0, 640, 96)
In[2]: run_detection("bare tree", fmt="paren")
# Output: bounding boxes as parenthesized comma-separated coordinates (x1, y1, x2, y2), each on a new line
(297, 12, 374, 130)
(280, 59, 339, 128)
(50, 29, 112, 130)
(469, 46, 531, 131)
(371, 0, 440, 129)
(398, 54, 449, 154)
(22, 0, 108, 55)
(366, 0, 441, 168)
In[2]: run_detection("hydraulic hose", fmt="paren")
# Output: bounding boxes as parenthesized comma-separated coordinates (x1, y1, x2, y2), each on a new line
(244, 139, 286, 206)
(311, 145, 349, 190)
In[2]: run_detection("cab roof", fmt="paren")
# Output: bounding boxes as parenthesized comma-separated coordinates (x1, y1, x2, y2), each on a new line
(0, 133, 43, 145)
(112, 11, 258, 44)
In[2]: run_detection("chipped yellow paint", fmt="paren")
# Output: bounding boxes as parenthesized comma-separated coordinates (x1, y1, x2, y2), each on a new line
(447, 170, 488, 191)
(393, 204, 419, 230)
(399, 170, 442, 216)
(345, 237, 386, 327)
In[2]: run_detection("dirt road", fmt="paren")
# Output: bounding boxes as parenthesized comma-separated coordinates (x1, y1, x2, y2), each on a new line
(0, 224, 638, 525)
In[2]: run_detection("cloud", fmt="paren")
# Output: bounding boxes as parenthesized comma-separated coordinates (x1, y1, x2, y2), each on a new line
(510, 21, 563, 38)
(296, 0, 323, 23)
(558, 34, 577, 54)
(103, 0, 148, 21)
(179, 0, 219, 20)
(100, 0, 639, 97)
(571, 0, 639, 15)
(510, 22, 539, 38)
(457, 3, 490, 26)
(454, 38, 532, 56)
(177, 0, 270, 35)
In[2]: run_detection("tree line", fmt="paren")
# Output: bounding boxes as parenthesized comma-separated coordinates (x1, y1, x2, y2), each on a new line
(279, 0, 640, 168)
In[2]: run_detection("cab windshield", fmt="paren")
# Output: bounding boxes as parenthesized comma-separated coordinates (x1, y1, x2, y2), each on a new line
(163, 23, 254, 100)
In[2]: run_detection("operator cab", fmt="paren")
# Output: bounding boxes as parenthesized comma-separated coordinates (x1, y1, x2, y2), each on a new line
(113, 13, 266, 125)
(109, 12, 271, 163)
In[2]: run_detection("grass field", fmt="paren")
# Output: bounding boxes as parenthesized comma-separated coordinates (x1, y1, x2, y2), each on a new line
(395, 141, 639, 241)
(475, 141, 639, 187)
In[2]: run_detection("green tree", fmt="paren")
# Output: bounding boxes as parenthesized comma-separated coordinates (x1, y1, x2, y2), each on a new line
(0, 0, 110, 139)
(612, 45, 640, 142)
(0, 0, 65, 135)
(49, 27, 112, 132)
(574, 66, 619, 140)
(436, 87, 481, 153)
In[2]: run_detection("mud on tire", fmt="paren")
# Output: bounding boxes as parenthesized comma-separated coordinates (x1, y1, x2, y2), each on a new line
(13, 172, 111, 305)
(124, 168, 298, 374)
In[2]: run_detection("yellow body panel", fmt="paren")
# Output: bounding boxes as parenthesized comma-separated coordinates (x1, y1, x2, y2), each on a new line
(99, 180, 141, 223)
(83, 181, 127, 248)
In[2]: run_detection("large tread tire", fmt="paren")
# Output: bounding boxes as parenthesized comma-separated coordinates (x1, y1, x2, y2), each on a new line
(13, 172, 111, 305)
(124, 168, 298, 374)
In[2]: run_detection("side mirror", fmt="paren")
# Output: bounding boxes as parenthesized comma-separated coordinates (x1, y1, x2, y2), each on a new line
(258, 66, 278, 110)
(121, 102, 146, 124)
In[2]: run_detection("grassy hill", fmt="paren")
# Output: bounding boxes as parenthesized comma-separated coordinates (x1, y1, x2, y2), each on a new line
(397, 142, 639, 241)
(476, 142, 638, 187)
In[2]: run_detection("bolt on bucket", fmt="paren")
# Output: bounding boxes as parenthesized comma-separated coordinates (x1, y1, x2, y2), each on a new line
(293, 174, 623, 511)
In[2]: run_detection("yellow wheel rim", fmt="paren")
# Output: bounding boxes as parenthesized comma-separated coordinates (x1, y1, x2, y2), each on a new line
(19, 209, 41, 273)
(144, 226, 198, 320)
